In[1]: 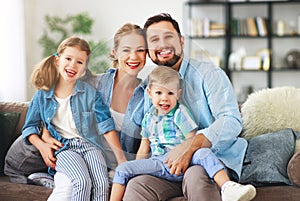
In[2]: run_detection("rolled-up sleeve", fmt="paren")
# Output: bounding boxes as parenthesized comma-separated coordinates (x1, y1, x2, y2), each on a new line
(94, 91, 115, 135)
(22, 95, 42, 144)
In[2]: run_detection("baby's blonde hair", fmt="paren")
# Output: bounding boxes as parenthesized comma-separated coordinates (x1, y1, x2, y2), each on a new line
(149, 66, 180, 89)
(31, 36, 91, 91)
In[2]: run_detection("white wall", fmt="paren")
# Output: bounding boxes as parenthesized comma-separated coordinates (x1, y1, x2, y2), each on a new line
(0, 0, 26, 101)
(5, 0, 297, 102)
(23, 0, 187, 101)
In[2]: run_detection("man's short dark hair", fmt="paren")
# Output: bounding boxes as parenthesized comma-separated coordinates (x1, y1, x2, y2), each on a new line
(143, 13, 181, 37)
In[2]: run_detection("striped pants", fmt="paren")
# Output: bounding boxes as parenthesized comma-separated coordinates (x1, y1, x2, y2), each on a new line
(55, 138, 109, 201)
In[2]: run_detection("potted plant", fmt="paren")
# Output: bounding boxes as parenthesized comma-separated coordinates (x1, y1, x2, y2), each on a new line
(38, 12, 110, 74)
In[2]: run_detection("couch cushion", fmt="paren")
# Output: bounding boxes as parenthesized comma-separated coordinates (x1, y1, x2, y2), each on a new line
(240, 87, 300, 153)
(0, 112, 20, 176)
(240, 128, 295, 186)
(0, 181, 52, 201)
(4, 135, 48, 184)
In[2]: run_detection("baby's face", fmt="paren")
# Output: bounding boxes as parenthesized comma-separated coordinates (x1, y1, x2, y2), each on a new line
(148, 81, 181, 115)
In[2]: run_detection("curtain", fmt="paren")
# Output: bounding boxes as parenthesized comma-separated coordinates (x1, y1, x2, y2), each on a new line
(0, 0, 26, 101)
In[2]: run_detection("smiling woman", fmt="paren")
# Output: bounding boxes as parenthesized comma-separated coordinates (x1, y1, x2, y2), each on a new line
(0, 0, 26, 101)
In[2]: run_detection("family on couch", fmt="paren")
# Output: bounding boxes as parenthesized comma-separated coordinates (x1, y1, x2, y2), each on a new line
(5, 13, 256, 201)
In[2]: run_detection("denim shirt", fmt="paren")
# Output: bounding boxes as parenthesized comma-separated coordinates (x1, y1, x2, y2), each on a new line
(131, 56, 247, 179)
(96, 68, 143, 159)
(22, 80, 115, 155)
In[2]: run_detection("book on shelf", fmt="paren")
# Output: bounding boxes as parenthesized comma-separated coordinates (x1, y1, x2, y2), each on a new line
(249, 0, 288, 1)
(188, 18, 225, 37)
(256, 16, 268, 37)
(242, 56, 261, 70)
(247, 18, 258, 36)
(210, 22, 226, 37)
(230, 17, 268, 37)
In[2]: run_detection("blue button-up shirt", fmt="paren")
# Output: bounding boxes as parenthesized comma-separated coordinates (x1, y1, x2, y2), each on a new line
(22, 80, 115, 155)
(131, 56, 247, 178)
(96, 69, 143, 159)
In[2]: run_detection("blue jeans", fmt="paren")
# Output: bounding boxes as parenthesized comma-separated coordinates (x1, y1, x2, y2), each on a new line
(113, 148, 225, 186)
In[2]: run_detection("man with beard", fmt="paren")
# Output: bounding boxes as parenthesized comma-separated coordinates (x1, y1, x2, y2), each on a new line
(123, 13, 248, 201)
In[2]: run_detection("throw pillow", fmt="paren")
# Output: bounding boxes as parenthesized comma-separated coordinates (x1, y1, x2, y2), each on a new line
(0, 112, 20, 176)
(240, 128, 295, 187)
(287, 150, 300, 187)
(4, 135, 48, 184)
(240, 86, 300, 153)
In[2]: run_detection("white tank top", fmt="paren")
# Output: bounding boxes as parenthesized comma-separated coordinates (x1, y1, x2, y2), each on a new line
(109, 108, 124, 132)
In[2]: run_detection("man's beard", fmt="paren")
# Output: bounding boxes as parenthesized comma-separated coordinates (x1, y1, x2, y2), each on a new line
(151, 51, 182, 67)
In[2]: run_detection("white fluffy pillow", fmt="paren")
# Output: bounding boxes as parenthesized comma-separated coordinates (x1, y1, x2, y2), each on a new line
(240, 87, 300, 152)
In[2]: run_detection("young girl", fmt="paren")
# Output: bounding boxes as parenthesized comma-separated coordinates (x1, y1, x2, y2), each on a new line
(22, 36, 126, 201)
(110, 66, 256, 201)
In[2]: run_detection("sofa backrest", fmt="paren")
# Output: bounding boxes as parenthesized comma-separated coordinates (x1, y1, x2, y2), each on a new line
(0, 102, 29, 175)
(0, 102, 29, 137)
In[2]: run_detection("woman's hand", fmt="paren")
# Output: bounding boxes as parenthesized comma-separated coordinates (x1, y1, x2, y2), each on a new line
(40, 127, 64, 169)
(28, 134, 57, 170)
(41, 127, 64, 151)
(38, 142, 57, 170)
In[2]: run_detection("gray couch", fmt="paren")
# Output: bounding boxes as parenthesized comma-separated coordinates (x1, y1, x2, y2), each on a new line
(1, 101, 300, 201)
(0, 102, 52, 200)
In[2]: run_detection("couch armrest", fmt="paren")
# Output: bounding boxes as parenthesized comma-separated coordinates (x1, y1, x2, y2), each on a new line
(0, 102, 29, 136)
(288, 151, 300, 187)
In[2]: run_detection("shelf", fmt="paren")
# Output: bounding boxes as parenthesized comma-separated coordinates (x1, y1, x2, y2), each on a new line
(231, 36, 268, 38)
(187, 36, 226, 39)
(184, 1, 300, 98)
(272, 68, 300, 72)
(271, 35, 300, 38)
(231, 69, 268, 72)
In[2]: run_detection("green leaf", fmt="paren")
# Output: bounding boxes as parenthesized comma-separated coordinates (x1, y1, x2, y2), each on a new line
(38, 12, 110, 74)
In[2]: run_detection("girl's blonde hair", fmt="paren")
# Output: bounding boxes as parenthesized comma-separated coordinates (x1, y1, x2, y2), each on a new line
(149, 66, 180, 89)
(31, 36, 91, 91)
(109, 23, 146, 68)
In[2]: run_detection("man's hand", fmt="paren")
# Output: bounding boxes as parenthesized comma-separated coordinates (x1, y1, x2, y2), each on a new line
(164, 134, 211, 176)
(164, 142, 192, 175)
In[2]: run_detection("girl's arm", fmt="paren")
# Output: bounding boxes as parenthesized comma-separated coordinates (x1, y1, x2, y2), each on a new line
(136, 138, 151, 160)
(104, 130, 127, 165)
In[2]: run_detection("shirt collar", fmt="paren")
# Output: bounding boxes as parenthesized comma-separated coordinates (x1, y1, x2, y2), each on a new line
(178, 56, 190, 78)
(45, 80, 85, 99)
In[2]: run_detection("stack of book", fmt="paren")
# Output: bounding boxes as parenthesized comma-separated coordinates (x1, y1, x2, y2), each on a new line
(230, 17, 268, 36)
(188, 18, 225, 37)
